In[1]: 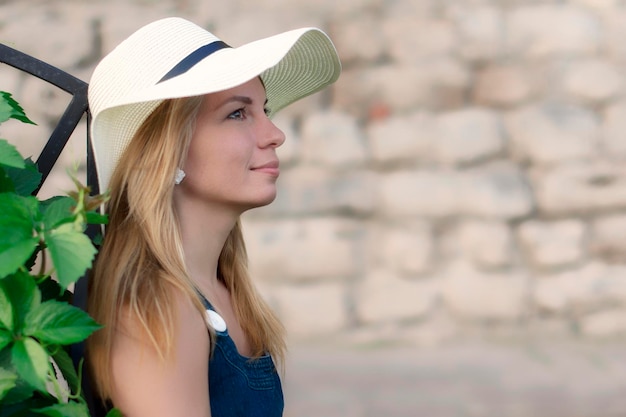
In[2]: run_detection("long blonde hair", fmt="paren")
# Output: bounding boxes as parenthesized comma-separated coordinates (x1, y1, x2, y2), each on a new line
(87, 96, 286, 401)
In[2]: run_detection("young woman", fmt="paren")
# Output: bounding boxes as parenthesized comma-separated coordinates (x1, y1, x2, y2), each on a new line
(85, 17, 340, 416)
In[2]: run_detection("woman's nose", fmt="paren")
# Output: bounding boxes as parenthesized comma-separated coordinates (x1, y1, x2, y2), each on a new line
(261, 118, 286, 148)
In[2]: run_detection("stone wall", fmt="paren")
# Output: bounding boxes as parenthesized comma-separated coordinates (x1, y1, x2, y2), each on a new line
(3, 0, 626, 346)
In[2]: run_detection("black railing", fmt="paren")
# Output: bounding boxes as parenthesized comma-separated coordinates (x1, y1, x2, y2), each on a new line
(0, 43, 99, 196)
(1, 43, 103, 416)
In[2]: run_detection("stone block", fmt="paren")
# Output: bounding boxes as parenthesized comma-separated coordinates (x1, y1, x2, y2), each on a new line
(367, 111, 434, 164)
(20, 76, 73, 127)
(534, 262, 626, 313)
(379, 170, 458, 218)
(605, 10, 626, 61)
(459, 162, 535, 220)
(324, 170, 378, 215)
(300, 111, 367, 168)
(457, 221, 514, 269)
(402, 315, 458, 347)
(380, 222, 434, 276)
(384, 0, 435, 17)
(505, 103, 598, 165)
(382, 16, 456, 63)
(580, 309, 626, 337)
(380, 163, 533, 220)
(334, 59, 470, 115)
(432, 108, 504, 166)
(506, 4, 601, 58)
(563, 59, 623, 104)
(573, 0, 622, 10)
(258, 167, 376, 216)
(0, 66, 22, 98)
(332, 65, 431, 116)
(601, 100, 626, 159)
(355, 269, 439, 325)
(273, 283, 348, 338)
(1, 11, 91, 69)
(590, 214, 626, 262)
(218, 9, 324, 47)
(422, 58, 471, 110)
(96, 5, 184, 54)
(273, 114, 299, 166)
(243, 218, 362, 283)
(331, 14, 386, 65)
(282, 0, 383, 20)
(517, 220, 586, 269)
(535, 161, 626, 215)
(450, 5, 504, 62)
(474, 64, 533, 107)
(442, 261, 529, 321)
(56, 118, 89, 171)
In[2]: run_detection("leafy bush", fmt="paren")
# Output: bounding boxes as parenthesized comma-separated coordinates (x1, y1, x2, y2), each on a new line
(0, 92, 117, 417)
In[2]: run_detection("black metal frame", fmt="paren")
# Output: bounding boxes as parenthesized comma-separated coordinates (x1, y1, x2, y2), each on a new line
(1, 43, 104, 416)
(0, 43, 99, 196)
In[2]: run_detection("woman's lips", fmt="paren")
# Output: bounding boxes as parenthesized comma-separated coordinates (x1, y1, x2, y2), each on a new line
(251, 160, 280, 177)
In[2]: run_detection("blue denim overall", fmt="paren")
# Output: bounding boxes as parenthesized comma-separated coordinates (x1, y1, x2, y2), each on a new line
(198, 294, 284, 417)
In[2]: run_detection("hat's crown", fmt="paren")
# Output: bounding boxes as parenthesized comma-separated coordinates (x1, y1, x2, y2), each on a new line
(89, 18, 219, 118)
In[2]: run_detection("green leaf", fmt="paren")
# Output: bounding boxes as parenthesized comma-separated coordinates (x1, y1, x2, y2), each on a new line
(11, 338, 49, 392)
(4, 158, 42, 196)
(0, 139, 25, 169)
(0, 365, 17, 401)
(0, 165, 15, 193)
(86, 210, 108, 225)
(0, 239, 39, 279)
(33, 402, 90, 417)
(0, 272, 41, 332)
(50, 348, 79, 395)
(24, 300, 101, 345)
(0, 286, 13, 331)
(41, 196, 75, 231)
(0, 397, 55, 417)
(0, 91, 36, 125)
(0, 193, 39, 278)
(0, 192, 39, 225)
(105, 408, 124, 417)
(45, 225, 96, 290)
(0, 329, 11, 351)
(0, 346, 35, 407)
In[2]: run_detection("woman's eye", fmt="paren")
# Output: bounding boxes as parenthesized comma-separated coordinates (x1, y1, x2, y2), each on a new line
(264, 107, 271, 116)
(228, 109, 245, 120)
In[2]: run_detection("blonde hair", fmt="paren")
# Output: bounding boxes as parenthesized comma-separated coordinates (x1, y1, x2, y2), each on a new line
(87, 96, 286, 401)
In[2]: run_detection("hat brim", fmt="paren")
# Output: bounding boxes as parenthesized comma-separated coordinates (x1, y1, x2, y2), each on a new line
(125, 28, 339, 112)
(91, 27, 340, 192)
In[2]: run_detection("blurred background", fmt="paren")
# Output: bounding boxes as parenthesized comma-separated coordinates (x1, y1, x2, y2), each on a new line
(3, 0, 626, 415)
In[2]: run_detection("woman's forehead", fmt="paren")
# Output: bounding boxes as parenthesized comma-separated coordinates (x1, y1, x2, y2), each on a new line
(202, 77, 267, 109)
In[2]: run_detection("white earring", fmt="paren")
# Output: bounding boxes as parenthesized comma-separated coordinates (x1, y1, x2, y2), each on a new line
(174, 168, 186, 185)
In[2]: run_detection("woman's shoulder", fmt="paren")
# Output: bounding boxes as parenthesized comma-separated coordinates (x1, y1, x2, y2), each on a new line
(109, 286, 212, 416)
(115, 285, 206, 341)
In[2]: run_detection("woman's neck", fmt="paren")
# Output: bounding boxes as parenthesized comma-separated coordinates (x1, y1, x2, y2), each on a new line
(174, 195, 240, 291)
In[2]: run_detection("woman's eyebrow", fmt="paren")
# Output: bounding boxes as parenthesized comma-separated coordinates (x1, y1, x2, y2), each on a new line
(219, 95, 253, 107)
(216, 96, 269, 109)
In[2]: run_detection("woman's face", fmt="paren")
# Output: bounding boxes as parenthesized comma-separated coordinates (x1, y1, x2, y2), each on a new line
(178, 77, 286, 212)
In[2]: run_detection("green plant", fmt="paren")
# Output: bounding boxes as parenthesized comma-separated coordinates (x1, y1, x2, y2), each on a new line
(0, 92, 118, 417)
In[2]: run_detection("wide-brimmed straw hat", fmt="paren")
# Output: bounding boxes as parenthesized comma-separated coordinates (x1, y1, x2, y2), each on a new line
(88, 17, 341, 192)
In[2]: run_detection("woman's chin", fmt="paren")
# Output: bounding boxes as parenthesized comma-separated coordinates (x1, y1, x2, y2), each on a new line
(241, 192, 278, 212)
